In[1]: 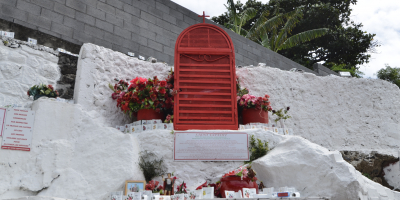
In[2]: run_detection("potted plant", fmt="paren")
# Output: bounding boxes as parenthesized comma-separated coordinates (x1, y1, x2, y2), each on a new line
(238, 93, 272, 124)
(219, 165, 258, 198)
(109, 73, 175, 120)
(27, 84, 59, 100)
(175, 181, 187, 200)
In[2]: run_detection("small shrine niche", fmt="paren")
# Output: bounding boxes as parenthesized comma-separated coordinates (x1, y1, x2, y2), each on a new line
(173, 15, 237, 130)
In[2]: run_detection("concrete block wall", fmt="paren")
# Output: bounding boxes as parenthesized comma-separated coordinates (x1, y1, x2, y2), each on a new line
(313, 63, 339, 76)
(0, 0, 334, 75)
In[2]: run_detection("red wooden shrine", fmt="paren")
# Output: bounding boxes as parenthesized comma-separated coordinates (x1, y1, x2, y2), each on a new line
(173, 13, 237, 130)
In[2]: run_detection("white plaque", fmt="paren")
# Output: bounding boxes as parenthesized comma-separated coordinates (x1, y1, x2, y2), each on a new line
(174, 132, 249, 161)
(28, 38, 37, 45)
(1, 108, 35, 151)
(0, 108, 6, 136)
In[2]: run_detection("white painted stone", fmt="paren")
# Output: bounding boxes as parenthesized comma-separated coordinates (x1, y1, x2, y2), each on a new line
(0, 62, 23, 79)
(0, 99, 144, 200)
(75, 43, 400, 155)
(236, 66, 400, 155)
(383, 161, 400, 190)
(252, 136, 399, 200)
(74, 44, 171, 127)
(0, 43, 60, 107)
(8, 51, 27, 64)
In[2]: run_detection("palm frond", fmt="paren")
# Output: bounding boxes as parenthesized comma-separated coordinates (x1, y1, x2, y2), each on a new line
(277, 28, 329, 51)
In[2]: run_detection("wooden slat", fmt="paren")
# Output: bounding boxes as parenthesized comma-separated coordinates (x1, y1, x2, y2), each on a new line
(178, 110, 232, 114)
(179, 104, 232, 108)
(179, 80, 231, 83)
(179, 64, 230, 67)
(179, 92, 231, 95)
(179, 74, 231, 78)
(179, 86, 231, 89)
(179, 69, 230, 72)
(176, 121, 233, 124)
(179, 117, 233, 120)
(178, 47, 232, 53)
(181, 98, 231, 102)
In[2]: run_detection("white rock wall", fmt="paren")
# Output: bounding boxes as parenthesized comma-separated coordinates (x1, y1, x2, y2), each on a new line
(237, 66, 400, 155)
(384, 161, 400, 190)
(74, 43, 171, 127)
(0, 99, 143, 200)
(0, 44, 60, 106)
(252, 136, 400, 200)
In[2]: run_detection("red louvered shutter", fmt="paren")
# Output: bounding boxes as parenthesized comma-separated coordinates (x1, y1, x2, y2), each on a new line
(174, 23, 238, 130)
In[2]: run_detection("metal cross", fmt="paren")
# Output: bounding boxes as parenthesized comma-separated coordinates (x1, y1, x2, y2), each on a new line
(198, 11, 210, 23)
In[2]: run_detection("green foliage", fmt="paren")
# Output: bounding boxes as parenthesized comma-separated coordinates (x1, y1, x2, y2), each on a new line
(3, 40, 8, 46)
(212, 0, 377, 71)
(138, 151, 167, 182)
(218, 0, 329, 52)
(272, 107, 291, 122)
(328, 62, 364, 78)
(236, 78, 249, 97)
(245, 135, 269, 164)
(376, 64, 400, 88)
(27, 83, 59, 99)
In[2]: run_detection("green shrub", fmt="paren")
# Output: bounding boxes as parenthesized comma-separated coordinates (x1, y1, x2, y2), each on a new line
(246, 135, 269, 164)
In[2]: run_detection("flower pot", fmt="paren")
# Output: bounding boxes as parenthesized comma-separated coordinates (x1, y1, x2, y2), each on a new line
(137, 109, 164, 121)
(241, 108, 268, 125)
(34, 94, 52, 100)
(219, 176, 258, 198)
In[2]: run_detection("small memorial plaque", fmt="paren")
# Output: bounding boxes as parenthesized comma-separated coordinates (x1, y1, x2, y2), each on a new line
(0, 108, 6, 136)
(1, 108, 35, 151)
(28, 38, 37, 45)
(174, 132, 249, 161)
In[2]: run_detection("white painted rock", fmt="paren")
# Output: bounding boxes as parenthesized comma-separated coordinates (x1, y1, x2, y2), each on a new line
(237, 66, 400, 155)
(384, 161, 400, 191)
(0, 99, 144, 200)
(252, 136, 400, 199)
(74, 43, 172, 128)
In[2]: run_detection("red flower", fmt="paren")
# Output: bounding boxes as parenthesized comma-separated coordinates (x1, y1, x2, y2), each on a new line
(159, 88, 166, 95)
(111, 93, 119, 100)
(160, 81, 167, 87)
(196, 181, 207, 190)
(48, 85, 54, 90)
(27, 90, 30, 96)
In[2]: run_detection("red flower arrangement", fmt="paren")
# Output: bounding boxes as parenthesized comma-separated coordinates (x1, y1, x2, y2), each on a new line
(176, 181, 187, 194)
(237, 94, 272, 112)
(145, 180, 164, 193)
(109, 72, 175, 117)
(195, 181, 207, 190)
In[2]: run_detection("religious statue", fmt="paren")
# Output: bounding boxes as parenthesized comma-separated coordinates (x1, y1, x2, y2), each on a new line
(162, 173, 175, 195)
(258, 181, 265, 190)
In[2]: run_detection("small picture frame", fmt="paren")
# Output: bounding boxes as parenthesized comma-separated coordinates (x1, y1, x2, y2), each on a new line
(110, 191, 123, 200)
(202, 187, 214, 199)
(152, 119, 162, 124)
(125, 180, 146, 195)
(224, 191, 235, 199)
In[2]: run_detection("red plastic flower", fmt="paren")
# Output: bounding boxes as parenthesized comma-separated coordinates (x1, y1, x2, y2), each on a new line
(196, 181, 207, 190)
(160, 81, 167, 87)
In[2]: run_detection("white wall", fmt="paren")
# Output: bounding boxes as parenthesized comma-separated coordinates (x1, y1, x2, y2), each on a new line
(0, 99, 143, 200)
(0, 44, 60, 106)
(74, 43, 171, 127)
(75, 43, 400, 155)
(237, 66, 400, 155)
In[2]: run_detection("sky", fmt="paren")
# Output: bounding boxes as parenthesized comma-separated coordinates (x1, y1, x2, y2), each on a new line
(171, 0, 400, 78)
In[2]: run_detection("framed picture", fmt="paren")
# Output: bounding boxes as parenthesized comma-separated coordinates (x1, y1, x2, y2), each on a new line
(125, 180, 146, 195)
